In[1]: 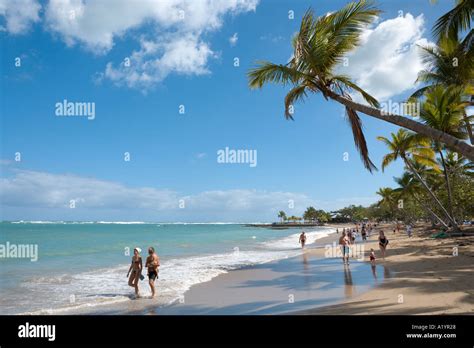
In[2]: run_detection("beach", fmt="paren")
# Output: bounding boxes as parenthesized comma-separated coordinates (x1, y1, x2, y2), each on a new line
(0, 222, 338, 314)
(93, 226, 391, 315)
(297, 224, 474, 315)
(126, 223, 473, 315)
(1, 222, 472, 315)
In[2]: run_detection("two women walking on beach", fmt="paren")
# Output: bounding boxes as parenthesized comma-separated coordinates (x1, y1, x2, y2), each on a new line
(127, 246, 160, 298)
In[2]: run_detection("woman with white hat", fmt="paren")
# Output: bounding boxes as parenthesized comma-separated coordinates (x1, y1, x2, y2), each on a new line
(127, 247, 143, 297)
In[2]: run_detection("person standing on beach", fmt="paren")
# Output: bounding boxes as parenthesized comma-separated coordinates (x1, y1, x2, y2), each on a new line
(369, 248, 376, 266)
(339, 232, 350, 265)
(299, 232, 307, 249)
(378, 231, 389, 260)
(145, 247, 160, 298)
(406, 224, 412, 238)
(127, 247, 143, 298)
(361, 225, 367, 241)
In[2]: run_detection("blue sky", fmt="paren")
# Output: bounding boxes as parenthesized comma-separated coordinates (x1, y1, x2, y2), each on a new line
(0, 0, 454, 221)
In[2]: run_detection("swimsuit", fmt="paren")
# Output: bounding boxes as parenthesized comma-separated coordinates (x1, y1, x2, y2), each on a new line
(148, 269, 158, 281)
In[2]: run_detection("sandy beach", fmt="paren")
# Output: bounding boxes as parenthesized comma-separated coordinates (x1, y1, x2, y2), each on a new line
(58, 222, 474, 315)
(296, 223, 474, 315)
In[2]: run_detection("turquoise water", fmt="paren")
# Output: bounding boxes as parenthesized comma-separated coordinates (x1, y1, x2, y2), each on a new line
(0, 221, 334, 314)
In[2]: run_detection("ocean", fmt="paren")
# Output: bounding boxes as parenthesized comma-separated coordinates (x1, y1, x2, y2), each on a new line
(0, 221, 335, 314)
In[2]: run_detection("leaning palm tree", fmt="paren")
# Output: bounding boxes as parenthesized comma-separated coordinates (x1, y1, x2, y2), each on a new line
(247, 1, 474, 162)
(418, 85, 469, 221)
(433, 0, 473, 39)
(393, 172, 449, 228)
(377, 129, 459, 230)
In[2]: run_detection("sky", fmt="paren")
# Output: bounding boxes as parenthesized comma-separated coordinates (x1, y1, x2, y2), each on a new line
(0, 0, 456, 222)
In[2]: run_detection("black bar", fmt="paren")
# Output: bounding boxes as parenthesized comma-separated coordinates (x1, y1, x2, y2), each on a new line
(0, 315, 471, 346)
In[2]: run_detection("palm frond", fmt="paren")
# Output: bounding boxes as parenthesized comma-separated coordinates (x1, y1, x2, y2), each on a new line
(248, 62, 303, 89)
(284, 85, 309, 120)
(345, 107, 377, 172)
(433, 0, 473, 39)
(331, 75, 380, 107)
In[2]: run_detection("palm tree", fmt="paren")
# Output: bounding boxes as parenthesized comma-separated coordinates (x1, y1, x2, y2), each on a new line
(377, 129, 459, 229)
(444, 151, 474, 177)
(393, 172, 449, 228)
(433, 0, 473, 39)
(411, 32, 474, 143)
(247, 1, 474, 162)
(418, 85, 469, 221)
(303, 206, 317, 222)
(442, 151, 474, 219)
(277, 210, 287, 223)
(376, 187, 397, 220)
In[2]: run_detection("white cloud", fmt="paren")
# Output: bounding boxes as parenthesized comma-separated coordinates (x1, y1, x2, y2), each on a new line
(229, 32, 238, 46)
(0, 169, 317, 221)
(104, 34, 216, 88)
(0, 0, 41, 34)
(338, 13, 431, 102)
(43, 0, 259, 88)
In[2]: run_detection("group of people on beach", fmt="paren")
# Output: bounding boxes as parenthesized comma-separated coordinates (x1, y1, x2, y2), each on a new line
(297, 223, 389, 266)
(127, 246, 160, 298)
(337, 223, 389, 265)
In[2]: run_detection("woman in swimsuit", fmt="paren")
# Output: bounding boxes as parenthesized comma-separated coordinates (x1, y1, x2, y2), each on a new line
(127, 247, 143, 297)
(378, 231, 389, 260)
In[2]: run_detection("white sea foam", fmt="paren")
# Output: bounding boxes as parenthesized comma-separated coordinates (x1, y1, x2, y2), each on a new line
(262, 228, 335, 250)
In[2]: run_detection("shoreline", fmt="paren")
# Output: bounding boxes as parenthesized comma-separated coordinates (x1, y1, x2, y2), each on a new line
(26, 222, 473, 315)
(114, 224, 387, 315)
(150, 222, 473, 315)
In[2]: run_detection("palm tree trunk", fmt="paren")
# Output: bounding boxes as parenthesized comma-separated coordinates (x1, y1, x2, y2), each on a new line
(438, 149, 457, 225)
(413, 193, 449, 229)
(403, 156, 458, 230)
(325, 90, 474, 161)
(462, 110, 474, 145)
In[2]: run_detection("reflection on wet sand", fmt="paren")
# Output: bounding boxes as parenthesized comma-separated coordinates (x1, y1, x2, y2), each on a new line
(371, 264, 377, 282)
(370, 264, 392, 284)
(343, 264, 354, 298)
(383, 265, 392, 279)
(302, 252, 309, 271)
